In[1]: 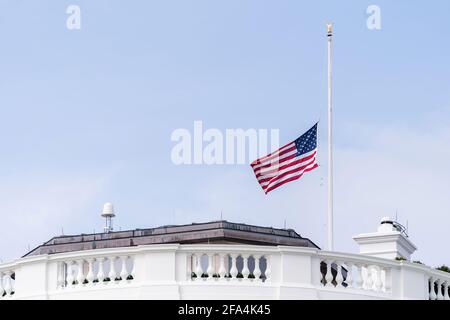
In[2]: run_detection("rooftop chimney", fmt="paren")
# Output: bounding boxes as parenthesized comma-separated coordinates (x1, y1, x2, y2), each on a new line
(353, 217, 417, 260)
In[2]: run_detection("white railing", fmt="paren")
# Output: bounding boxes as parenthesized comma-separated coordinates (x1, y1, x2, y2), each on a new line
(187, 251, 271, 282)
(0, 267, 16, 299)
(317, 252, 393, 295)
(57, 255, 135, 289)
(428, 271, 450, 300)
(0, 244, 449, 299)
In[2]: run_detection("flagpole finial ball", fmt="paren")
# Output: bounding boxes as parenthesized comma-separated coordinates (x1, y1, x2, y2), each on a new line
(327, 23, 333, 35)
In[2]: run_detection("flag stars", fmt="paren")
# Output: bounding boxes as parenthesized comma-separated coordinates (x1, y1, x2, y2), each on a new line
(294, 124, 317, 156)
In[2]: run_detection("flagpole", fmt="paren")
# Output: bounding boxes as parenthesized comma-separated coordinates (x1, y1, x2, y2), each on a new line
(326, 23, 334, 251)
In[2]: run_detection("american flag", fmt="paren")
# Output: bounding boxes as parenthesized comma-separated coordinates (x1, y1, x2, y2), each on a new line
(251, 123, 318, 194)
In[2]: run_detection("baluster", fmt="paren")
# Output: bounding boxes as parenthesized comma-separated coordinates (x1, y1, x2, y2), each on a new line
(66, 261, 75, 286)
(242, 254, 250, 279)
(76, 260, 85, 285)
(229, 254, 238, 279)
(345, 262, 353, 288)
(57, 263, 65, 288)
(108, 257, 118, 282)
(374, 266, 383, 292)
(194, 254, 203, 279)
(97, 257, 105, 282)
(253, 255, 262, 281)
(335, 261, 344, 287)
(381, 268, 391, 292)
(264, 256, 271, 281)
(10, 272, 15, 295)
(0, 272, 5, 297)
(384, 268, 391, 292)
(206, 254, 214, 279)
(86, 259, 95, 284)
(130, 256, 136, 280)
(429, 277, 437, 300)
(437, 279, 444, 300)
(325, 260, 334, 287)
(443, 282, 450, 300)
(120, 256, 129, 281)
(218, 254, 226, 278)
(365, 266, 374, 290)
(3, 271, 12, 295)
(355, 264, 363, 289)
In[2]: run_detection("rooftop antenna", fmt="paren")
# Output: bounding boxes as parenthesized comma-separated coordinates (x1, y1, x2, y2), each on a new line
(284, 218, 287, 229)
(406, 220, 409, 234)
(220, 210, 223, 220)
(61, 227, 64, 235)
(101, 202, 115, 233)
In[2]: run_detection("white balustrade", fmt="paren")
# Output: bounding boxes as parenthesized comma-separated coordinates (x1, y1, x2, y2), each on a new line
(319, 256, 392, 295)
(428, 275, 450, 300)
(189, 251, 270, 282)
(0, 270, 15, 298)
(1, 244, 450, 299)
(58, 255, 135, 289)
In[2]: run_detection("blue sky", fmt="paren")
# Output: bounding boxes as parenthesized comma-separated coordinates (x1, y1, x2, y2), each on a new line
(0, 1, 449, 267)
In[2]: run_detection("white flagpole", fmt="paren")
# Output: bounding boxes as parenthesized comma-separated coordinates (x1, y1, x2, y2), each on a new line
(327, 23, 334, 251)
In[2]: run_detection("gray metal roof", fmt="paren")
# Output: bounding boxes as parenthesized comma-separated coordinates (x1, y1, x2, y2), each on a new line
(23, 220, 320, 257)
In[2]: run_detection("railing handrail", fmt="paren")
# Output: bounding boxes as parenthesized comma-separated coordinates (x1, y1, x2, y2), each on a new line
(427, 268, 450, 281)
(317, 250, 401, 268)
(0, 260, 20, 273)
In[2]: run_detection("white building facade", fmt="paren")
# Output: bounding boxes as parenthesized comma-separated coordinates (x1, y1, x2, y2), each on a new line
(0, 218, 449, 300)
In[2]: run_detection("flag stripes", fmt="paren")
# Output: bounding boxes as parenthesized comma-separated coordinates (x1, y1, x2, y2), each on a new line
(251, 123, 318, 194)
